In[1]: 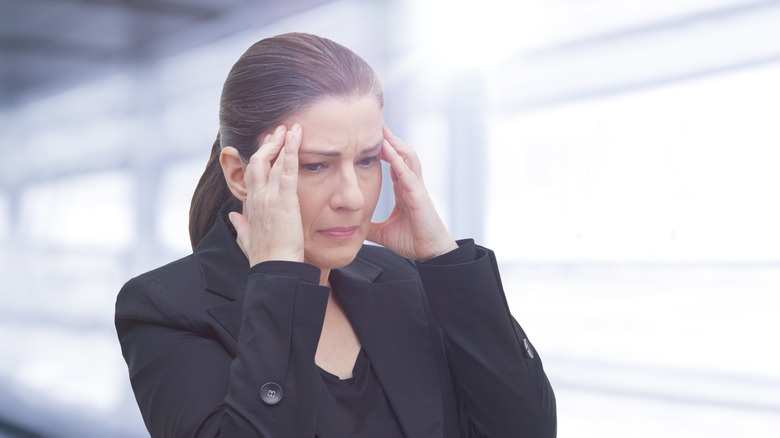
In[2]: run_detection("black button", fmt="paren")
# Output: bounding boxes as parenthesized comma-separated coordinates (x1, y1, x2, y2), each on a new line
(260, 382, 282, 405)
(523, 338, 534, 359)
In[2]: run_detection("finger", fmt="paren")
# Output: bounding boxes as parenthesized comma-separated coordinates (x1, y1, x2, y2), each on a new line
(383, 125, 423, 177)
(247, 125, 287, 185)
(381, 141, 418, 212)
(228, 211, 249, 251)
(382, 124, 399, 144)
(278, 126, 300, 195)
(366, 219, 389, 246)
(267, 123, 301, 193)
(266, 144, 286, 192)
(265, 124, 288, 167)
(249, 125, 286, 164)
(255, 124, 287, 158)
(380, 145, 399, 183)
(366, 221, 383, 245)
(382, 139, 419, 191)
(367, 210, 394, 246)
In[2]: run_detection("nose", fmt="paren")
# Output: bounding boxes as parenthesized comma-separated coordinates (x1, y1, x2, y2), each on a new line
(330, 167, 365, 211)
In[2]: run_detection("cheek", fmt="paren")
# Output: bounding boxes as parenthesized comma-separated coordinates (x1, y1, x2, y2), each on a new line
(363, 167, 383, 210)
(296, 181, 321, 227)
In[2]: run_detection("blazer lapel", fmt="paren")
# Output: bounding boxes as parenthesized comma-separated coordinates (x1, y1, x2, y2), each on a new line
(332, 256, 444, 437)
(205, 300, 244, 355)
(195, 213, 248, 302)
(193, 213, 249, 349)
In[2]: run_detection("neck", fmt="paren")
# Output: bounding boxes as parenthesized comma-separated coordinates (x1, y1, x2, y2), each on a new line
(319, 268, 331, 287)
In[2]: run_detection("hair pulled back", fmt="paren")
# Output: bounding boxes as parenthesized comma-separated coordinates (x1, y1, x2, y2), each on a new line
(189, 33, 384, 249)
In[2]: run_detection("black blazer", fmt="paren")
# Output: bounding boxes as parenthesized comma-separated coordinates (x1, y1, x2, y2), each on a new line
(116, 212, 556, 437)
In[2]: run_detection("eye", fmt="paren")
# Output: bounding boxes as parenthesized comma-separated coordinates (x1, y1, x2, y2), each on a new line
(301, 162, 325, 172)
(358, 155, 379, 167)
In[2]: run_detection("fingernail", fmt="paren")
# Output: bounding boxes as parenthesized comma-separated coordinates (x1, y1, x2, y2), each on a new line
(262, 133, 272, 144)
(291, 123, 301, 133)
(275, 124, 286, 135)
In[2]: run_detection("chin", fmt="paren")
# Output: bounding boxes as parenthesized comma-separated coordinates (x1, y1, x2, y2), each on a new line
(306, 244, 363, 271)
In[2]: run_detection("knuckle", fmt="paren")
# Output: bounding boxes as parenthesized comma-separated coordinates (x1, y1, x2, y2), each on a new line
(248, 153, 264, 166)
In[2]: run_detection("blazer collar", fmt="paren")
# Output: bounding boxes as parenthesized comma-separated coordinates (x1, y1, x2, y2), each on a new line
(193, 211, 249, 301)
(332, 249, 383, 282)
(194, 212, 386, 301)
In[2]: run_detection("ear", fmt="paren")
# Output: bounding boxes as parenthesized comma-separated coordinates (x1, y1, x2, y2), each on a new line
(219, 146, 247, 201)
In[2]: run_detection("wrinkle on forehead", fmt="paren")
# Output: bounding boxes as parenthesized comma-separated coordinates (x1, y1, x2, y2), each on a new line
(289, 96, 384, 154)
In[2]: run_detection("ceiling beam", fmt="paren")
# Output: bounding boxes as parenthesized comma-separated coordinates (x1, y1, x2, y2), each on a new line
(493, 0, 780, 111)
(23, 0, 221, 20)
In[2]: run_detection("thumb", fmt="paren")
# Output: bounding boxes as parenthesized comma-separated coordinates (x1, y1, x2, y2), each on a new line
(228, 211, 250, 256)
(366, 221, 384, 246)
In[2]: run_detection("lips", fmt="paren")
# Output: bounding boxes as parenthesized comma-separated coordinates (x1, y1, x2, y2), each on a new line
(318, 226, 359, 240)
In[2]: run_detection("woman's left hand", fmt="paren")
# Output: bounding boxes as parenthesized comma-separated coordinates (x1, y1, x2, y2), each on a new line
(367, 125, 458, 261)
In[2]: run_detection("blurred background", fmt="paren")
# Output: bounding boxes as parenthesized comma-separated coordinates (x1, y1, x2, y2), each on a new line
(1, 0, 779, 436)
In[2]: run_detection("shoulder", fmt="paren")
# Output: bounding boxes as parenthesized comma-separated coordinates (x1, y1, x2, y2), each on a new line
(121, 255, 203, 296)
(116, 255, 203, 328)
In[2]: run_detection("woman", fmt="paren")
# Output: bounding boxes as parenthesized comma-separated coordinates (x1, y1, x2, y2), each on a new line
(116, 33, 556, 437)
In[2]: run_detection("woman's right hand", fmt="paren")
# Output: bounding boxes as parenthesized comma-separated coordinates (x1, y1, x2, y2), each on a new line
(228, 123, 305, 267)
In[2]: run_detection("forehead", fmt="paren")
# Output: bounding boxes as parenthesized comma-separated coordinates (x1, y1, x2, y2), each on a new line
(292, 96, 384, 147)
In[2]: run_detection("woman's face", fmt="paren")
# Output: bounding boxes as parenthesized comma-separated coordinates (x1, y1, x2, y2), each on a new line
(288, 96, 384, 271)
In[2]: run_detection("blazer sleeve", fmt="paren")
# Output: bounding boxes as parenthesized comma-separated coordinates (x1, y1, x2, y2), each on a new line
(416, 240, 557, 438)
(115, 260, 330, 437)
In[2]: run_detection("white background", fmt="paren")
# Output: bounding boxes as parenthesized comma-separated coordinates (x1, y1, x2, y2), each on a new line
(1, 0, 778, 436)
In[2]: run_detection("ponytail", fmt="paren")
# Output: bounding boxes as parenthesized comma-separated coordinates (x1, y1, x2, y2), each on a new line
(189, 133, 236, 249)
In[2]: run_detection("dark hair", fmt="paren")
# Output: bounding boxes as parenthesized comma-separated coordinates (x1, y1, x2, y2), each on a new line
(189, 33, 384, 249)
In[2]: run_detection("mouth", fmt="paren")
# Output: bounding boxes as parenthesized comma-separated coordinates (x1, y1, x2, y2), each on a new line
(318, 226, 359, 240)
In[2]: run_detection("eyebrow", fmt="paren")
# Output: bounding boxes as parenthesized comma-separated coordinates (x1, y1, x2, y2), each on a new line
(299, 139, 383, 157)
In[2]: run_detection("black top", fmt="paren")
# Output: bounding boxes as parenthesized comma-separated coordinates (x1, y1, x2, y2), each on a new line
(316, 349, 405, 437)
